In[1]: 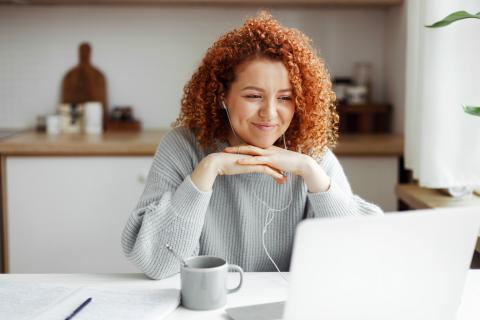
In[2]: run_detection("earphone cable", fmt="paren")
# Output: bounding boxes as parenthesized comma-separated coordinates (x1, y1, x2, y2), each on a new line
(262, 208, 289, 283)
(250, 173, 292, 284)
(222, 99, 292, 283)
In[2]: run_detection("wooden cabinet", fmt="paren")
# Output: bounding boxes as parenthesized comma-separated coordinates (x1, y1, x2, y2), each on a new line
(6, 156, 152, 273)
(4, 155, 397, 273)
(339, 156, 398, 212)
(3, 155, 398, 273)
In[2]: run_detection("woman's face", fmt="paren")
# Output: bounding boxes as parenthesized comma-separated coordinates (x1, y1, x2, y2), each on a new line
(224, 58, 295, 148)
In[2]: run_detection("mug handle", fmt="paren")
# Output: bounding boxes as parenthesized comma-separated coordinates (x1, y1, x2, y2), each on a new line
(227, 264, 244, 294)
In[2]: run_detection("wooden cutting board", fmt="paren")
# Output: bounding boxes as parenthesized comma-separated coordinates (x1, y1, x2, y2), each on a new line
(61, 42, 108, 128)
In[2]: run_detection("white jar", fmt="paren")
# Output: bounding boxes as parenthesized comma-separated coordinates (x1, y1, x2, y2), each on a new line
(83, 102, 103, 135)
(46, 114, 60, 136)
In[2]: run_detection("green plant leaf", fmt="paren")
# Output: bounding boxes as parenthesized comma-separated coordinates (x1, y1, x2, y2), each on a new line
(426, 10, 480, 28)
(463, 105, 480, 117)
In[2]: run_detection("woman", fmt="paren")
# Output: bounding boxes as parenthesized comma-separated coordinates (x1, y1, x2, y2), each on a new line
(121, 11, 382, 280)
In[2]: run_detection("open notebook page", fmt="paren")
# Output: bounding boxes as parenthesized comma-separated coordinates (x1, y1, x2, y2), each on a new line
(0, 282, 78, 320)
(0, 281, 180, 320)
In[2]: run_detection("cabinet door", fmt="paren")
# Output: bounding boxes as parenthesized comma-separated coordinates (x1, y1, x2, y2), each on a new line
(338, 157, 398, 212)
(6, 156, 152, 273)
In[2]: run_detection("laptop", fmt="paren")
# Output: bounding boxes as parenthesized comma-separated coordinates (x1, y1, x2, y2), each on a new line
(226, 207, 480, 320)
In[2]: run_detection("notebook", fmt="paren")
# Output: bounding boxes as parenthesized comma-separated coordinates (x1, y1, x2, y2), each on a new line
(0, 281, 180, 320)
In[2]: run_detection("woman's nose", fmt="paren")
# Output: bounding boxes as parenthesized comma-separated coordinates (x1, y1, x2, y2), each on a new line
(258, 99, 277, 120)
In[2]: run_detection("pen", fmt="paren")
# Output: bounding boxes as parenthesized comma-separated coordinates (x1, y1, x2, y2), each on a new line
(64, 297, 92, 320)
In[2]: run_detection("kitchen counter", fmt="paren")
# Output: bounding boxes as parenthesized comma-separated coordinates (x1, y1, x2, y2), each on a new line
(0, 130, 403, 156)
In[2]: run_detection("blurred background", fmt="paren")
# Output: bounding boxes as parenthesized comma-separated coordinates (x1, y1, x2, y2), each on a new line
(0, 3, 405, 131)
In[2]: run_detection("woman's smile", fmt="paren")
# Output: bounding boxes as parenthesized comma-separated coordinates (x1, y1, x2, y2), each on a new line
(251, 122, 278, 132)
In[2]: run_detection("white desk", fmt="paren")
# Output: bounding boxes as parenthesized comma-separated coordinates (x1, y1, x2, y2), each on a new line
(1, 272, 479, 319)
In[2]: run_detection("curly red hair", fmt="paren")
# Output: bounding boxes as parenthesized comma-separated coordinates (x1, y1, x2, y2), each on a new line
(173, 11, 338, 158)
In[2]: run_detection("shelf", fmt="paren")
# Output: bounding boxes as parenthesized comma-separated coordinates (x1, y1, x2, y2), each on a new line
(0, 0, 403, 7)
(337, 103, 393, 134)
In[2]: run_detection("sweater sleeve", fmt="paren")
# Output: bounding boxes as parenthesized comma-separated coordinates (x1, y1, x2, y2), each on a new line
(121, 128, 212, 280)
(306, 149, 383, 218)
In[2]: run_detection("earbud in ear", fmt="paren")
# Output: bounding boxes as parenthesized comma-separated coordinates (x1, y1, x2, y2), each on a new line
(221, 100, 227, 110)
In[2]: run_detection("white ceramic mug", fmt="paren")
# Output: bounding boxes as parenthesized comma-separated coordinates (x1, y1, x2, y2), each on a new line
(180, 256, 243, 310)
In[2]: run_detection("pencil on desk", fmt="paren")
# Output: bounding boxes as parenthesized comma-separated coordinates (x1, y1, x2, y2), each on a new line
(64, 297, 92, 320)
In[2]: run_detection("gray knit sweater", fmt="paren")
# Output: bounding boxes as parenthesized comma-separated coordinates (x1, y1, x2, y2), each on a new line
(121, 127, 383, 280)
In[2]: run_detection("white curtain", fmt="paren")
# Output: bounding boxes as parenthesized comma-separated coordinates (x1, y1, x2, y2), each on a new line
(405, 0, 480, 188)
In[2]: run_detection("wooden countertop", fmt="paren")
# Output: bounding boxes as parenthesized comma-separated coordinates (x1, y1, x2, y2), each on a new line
(396, 184, 480, 210)
(0, 130, 403, 157)
(0, 130, 169, 156)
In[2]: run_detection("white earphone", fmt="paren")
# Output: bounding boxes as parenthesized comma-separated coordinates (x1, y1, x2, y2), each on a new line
(221, 100, 239, 141)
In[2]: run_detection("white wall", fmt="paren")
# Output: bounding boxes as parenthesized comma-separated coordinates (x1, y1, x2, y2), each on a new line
(0, 5, 395, 129)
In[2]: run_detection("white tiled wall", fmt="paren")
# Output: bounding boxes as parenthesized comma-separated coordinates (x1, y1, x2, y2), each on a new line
(0, 5, 396, 130)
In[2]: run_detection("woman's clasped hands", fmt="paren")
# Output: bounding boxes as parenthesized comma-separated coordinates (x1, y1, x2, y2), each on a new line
(222, 144, 311, 185)
(192, 144, 330, 193)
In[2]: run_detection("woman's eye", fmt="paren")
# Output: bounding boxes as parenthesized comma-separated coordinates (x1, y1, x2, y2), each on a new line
(279, 96, 292, 101)
(245, 95, 262, 99)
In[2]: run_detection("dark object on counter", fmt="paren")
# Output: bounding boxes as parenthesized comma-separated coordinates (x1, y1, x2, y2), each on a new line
(106, 106, 141, 132)
(36, 115, 47, 132)
(61, 42, 108, 129)
(337, 103, 392, 133)
(332, 77, 353, 105)
(110, 106, 134, 121)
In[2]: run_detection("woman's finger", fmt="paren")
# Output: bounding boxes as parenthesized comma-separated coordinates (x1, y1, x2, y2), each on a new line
(240, 164, 284, 180)
(224, 145, 267, 156)
(275, 176, 287, 184)
(237, 157, 286, 177)
(237, 156, 270, 165)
